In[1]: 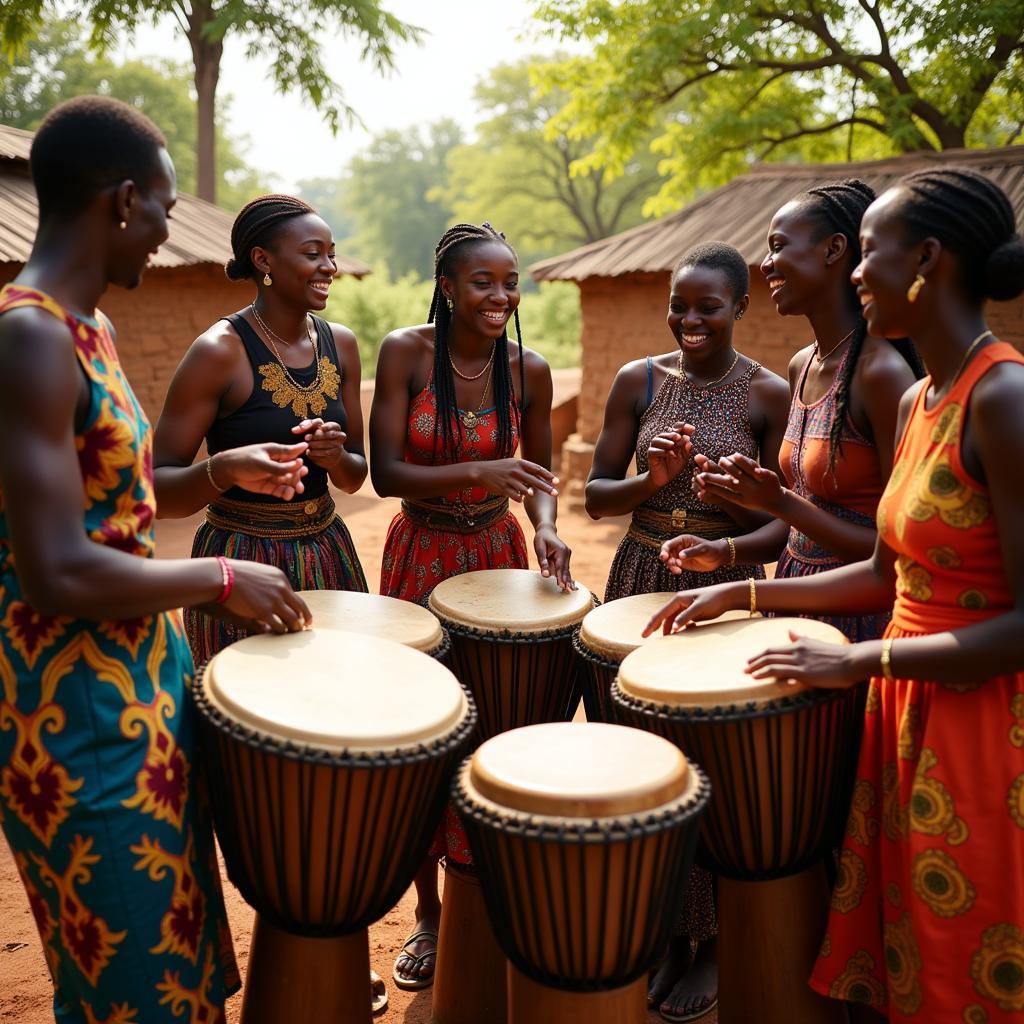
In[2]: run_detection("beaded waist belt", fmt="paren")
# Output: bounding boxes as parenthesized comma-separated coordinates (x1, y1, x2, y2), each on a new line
(401, 496, 510, 534)
(205, 492, 336, 539)
(626, 506, 734, 551)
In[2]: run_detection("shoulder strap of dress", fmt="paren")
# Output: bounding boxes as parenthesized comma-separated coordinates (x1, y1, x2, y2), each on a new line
(0, 283, 72, 321)
(956, 339, 1024, 397)
(224, 311, 272, 369)
(645, 355, 654, 407)
(311, 314, 342, 378)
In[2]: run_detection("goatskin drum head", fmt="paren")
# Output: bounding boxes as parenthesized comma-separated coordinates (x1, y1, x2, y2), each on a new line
(580, 595, 753, 662)
(468, 721, 690, 817)
(297, 589, 444, 653)
(616, 616, 848, 708)
(202, 629, 466, 753)
(428, 569, 594, 634)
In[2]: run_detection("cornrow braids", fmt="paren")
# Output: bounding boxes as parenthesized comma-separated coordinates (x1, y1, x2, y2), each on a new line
(225, 193, 316, 281)
(895, 167, 1024, 303)
(428, 222, 524, 464)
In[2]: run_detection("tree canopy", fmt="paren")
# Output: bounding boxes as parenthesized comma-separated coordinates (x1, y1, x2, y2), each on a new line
(534, 0, 1024, 212)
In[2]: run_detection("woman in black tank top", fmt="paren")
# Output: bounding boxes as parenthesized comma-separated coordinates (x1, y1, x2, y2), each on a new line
(153, 195, 369, 664)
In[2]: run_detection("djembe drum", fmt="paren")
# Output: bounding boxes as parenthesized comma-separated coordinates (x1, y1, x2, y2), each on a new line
(192, 630, 475, 1024)
(455, 722, 710, 1024)
(427, 569, 595, 1024)
(574, 596, 751, 722)
(612, 617, 861, 1024)
(297, 588, 450, 659)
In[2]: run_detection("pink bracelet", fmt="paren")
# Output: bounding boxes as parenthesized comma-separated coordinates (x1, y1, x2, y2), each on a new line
(215, 556, 234, 604)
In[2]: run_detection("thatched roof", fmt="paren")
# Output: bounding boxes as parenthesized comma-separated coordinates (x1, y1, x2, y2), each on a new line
(530, 146, 1024, 282)
(0, 123, 370, 276)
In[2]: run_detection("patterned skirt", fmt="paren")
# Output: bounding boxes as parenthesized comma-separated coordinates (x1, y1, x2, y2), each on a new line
(184, 493, 367, 665)
(809, 623, 1024, 1021)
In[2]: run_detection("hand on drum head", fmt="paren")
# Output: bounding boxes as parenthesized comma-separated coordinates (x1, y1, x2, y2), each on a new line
(745, 629, 859, 687)
(659, 533, 730, 574)
(533, 524, 576, 591)
(693, 452, 783, 512)
(218, 561, 312, 634)
(472, 458, 559, 501)
(642, 583, 741, 636)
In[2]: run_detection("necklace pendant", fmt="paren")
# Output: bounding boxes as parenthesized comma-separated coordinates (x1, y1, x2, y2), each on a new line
(461, 410, 478, 429)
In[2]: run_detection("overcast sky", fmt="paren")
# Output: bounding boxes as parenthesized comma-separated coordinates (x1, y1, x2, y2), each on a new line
(119, 0, 568, 191)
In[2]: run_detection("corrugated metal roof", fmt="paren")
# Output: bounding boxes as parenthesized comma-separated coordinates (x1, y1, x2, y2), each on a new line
(0, 123, 371, 276)
(529, 146, 1024, 281)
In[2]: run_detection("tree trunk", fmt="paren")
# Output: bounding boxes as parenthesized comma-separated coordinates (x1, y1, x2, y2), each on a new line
(187, 3, 223, 204)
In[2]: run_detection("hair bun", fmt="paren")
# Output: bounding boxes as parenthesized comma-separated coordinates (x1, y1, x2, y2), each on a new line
(985, 234, 1024, 301)
(224, 257, 245, 281)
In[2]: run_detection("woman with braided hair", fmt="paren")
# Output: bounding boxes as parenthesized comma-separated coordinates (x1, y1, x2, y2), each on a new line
(154, 194, 369, 666)
(370, 221, 573, 989)
(649, 165, 1024, 1023)
(663, 179, 923, 643)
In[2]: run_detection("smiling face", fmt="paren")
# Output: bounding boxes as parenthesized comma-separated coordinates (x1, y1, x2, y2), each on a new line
(760, 199, 843, 317)
(441, 239, 520, 339)
(667, 263, 746, 359)
(111, 146, 177, 290)
(253, 213, 337, 310)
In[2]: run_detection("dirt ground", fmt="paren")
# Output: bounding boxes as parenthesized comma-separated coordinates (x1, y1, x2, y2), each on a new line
(0, 483, 717, 1023)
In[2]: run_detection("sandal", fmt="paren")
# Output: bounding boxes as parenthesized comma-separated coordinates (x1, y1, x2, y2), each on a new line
(392, 928, 439, 991)
(371, 970, 388, 1015)
(660, 992, 718, 1022)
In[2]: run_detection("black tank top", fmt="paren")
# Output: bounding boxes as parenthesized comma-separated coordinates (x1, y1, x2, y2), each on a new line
(206, 312, 348, 503)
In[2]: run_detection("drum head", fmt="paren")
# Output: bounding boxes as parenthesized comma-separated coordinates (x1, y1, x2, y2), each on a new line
(616, 616, 848, 708)
(428, 569, 594, 634)
(297, 590, 444, 653)
(468, 722, 690, 817)
(202, 630, 467, 753)
(580, 594, 753, 662)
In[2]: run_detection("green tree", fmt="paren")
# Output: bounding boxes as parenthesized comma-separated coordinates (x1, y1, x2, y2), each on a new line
(0, 23, 267, 210)
(294, 175, 356, 244)
(534, 0, 1024, 212)
(436, 59, 661, 264)
(338, 119, 463, 278)
(3, 1, 422, 203)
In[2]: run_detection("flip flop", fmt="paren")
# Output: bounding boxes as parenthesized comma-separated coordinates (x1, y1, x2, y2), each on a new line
(392, 928, 439, 991)
(660, 993, 718, 1023)
(371, 970, 388, 1015)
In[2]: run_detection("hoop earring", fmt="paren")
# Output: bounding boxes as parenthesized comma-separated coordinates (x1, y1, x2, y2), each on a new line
(263, 273, 272, 287)
(907, 274, 925, 303)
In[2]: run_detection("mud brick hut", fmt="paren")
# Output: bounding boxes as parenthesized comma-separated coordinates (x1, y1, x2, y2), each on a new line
(530, 147, 1024, 499)
(0, 123, 370, 423)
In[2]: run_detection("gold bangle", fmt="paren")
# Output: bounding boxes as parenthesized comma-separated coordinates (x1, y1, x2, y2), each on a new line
(880, 637, 895, 681)
(206, 455, 227, 493)
(748, 577, 757, 617)
(726, 536, 737, 566)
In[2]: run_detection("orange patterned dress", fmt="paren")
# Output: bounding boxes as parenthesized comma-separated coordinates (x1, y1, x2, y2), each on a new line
(0, 286, 239, 1021)
(810, 341, 1024, 1021)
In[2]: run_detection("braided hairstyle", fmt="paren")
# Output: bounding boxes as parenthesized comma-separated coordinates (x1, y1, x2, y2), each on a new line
(225, 194, 317, 281)
(795, 178, 924, 473)
(893, 167, 1024, 303)
(428, 222, 525, 463)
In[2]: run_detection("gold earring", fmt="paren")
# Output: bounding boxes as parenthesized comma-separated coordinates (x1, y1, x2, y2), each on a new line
(446, 297, 453, 312)
(263, 273, 272, 287)
(119, 221, 127, 230)
(735, 310, 744, 320)
(907, 274, 925, 303)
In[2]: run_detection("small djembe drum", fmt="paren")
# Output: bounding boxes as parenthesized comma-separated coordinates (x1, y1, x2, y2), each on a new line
(427, 569, 595, 1024)
(297, 588, 450, 660)
(192, 630, 475, 1024)
(574, 595, 752, 722)
(455, 721, 710, 1024)
(612, 616, 861, 1024)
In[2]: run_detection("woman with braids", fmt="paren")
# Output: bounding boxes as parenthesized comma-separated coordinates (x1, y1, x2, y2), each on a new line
(154, 194, 369, 667)
(370, 222, 573, 989)
(0, 96, 310, 1023)
(663, 180, 922, 643)
(586, 241, 790, 1021)
(648, 167, 1024, 1023)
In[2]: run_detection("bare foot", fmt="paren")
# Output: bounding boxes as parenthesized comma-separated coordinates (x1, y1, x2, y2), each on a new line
(648, 935, 694, 1008)
(660, 936, 717, 1022)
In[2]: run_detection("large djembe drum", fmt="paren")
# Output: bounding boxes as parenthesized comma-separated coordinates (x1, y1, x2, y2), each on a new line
(574, 595, 751, 722)
(612, 617, 861, 1024)
(192, 630, 476, 1024)
(297, 588, 450, 659)
(427, 569, 595, 1024)
(455, 722, 710, 1024)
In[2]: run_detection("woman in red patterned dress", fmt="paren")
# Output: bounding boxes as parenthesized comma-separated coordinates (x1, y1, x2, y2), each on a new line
(370, 222, 573, 989)
(647, 168, 1024, 1022)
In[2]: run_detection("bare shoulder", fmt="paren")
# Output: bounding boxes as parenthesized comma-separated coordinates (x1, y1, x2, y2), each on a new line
(379, 323, 433, 357)
(0, 305, 74, 375)
(185, 316, 249, 369)
(325, 320, 360, 361)
(857, 336, 918, 383)
(748, 362, 790, 402)
(971, 357, 1024, 429)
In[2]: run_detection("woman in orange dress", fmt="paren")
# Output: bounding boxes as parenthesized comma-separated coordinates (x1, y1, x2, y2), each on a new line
(647, 167, 1024, 1021)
